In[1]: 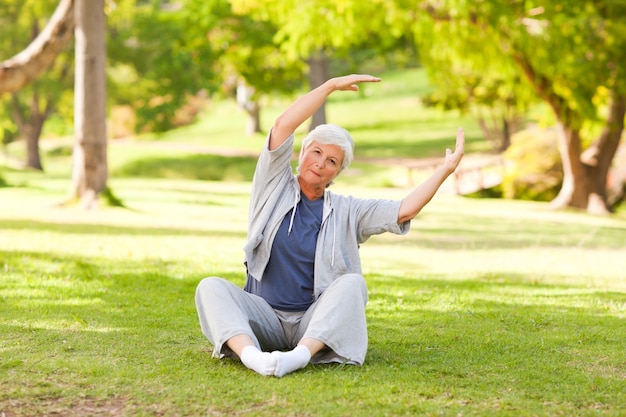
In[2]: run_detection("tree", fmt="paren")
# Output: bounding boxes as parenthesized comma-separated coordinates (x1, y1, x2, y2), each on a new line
(106, 0, 219, 133)
(412, 0, 626, 214)
(0, 0, 109, 208)
(107, 0, 304, 136)
(420, 65, 534, 153)
(0, 0, 74, 170)
(70, 0, 107, 209)
(193, 0, 304, 134)
(0, 0, 74, 171)
(230, 0, 413, 130)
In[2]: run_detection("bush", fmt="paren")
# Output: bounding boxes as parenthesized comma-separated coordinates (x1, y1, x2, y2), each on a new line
(501, 127, 563, 202)
(45, 144, 73, 157)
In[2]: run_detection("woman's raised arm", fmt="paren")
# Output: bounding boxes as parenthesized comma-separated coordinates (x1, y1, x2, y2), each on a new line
(397, 127, 465, 224)
(268, 74, 381, 150)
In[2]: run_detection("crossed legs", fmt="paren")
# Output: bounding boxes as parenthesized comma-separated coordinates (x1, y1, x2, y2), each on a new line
(195, 274, 368, 377)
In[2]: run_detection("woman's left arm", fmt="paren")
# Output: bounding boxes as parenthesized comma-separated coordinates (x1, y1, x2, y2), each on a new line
(397, 127, 465, 224)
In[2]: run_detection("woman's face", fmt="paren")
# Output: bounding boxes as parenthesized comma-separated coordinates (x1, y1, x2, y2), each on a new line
(299, 141, 345, 189)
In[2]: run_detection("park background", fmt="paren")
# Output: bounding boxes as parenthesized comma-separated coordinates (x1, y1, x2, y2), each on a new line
(1, 1, 625, 416)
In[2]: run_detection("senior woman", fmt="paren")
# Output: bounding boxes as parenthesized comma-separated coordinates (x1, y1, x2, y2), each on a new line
(195, 74, 465, 377)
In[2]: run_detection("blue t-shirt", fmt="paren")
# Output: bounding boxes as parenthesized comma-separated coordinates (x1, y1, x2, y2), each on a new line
(244, 193, 323, 311)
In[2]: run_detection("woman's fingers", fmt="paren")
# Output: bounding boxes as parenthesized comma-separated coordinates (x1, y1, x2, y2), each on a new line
(335, 74, 381, 91)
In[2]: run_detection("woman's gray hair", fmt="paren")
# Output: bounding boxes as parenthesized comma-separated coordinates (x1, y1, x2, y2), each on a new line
(297, 124, 354, 173)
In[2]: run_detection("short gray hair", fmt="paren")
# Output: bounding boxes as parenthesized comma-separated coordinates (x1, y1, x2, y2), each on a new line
(297, 124, 354, 172)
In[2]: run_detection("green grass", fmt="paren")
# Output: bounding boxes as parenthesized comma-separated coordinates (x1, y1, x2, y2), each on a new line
(1, 67, 626, 416)
(1, 178, 625, 416)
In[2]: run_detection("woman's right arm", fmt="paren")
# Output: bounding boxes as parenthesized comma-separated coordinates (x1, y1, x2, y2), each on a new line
(268, 74, 381, 150)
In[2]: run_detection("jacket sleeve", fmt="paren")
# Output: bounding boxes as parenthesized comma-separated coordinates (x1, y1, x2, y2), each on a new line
(248, 132, 295, 219)
(351, 197, 410, 243)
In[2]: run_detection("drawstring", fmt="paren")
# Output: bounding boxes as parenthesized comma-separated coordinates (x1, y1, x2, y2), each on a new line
(287, 190, 298, 236)
(331, 211, 336, 266)
(324, 189, 335, 267)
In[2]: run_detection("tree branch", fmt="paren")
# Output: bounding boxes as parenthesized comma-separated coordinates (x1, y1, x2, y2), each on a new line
(0, 0, 75, 95)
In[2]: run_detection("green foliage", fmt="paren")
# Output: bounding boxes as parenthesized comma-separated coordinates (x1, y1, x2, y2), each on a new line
(408, 1, 626, 212)
(0, 0, 56, 43)
(231, 0, 417, 62)
(107, 1, 219, 132)
(106, 0, 307, 134)
(1, 121, 18, 146)
(502, 128, 563, 201)
(6, 67, 481, 188)
(187, 0, 305, 99)
(421, 73, 532, 151)
(44, 142, 73, 157)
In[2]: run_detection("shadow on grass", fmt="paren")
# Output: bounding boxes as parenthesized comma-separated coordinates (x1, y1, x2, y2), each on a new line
(0, 219, 247, 239)
(128, 183, 252, 208)
(149, 185, 252, 200)
(112, 154, 258, 181)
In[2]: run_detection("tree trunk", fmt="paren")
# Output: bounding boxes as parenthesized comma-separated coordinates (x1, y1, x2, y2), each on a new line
(10, 91, 50, 171)
(70, 0, 107, 209)
(580, 93, 626, 213)
(549, 99, 624, 215)
(236, 81, 262, 135)
(550, 123, 589, 210)
(25, 124, 45, 171)
(245, 102, 261, 135)
(0, 0, 74, 94)
(513, 50, 618, 214)
(307, 52, 329, 131)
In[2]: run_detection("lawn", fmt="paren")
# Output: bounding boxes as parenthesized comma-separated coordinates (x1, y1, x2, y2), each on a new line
(1, 68, 625, 416)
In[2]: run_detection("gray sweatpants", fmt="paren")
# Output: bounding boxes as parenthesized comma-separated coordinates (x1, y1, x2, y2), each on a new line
(195, 273, 369, 365)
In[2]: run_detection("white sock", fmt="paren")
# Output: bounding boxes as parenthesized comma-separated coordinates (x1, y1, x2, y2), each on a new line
(240, 346, 277, 376)
(271, 345, 311, 378)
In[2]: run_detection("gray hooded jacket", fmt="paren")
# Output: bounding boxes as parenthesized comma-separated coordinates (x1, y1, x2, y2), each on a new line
(243, 133, 410, 300)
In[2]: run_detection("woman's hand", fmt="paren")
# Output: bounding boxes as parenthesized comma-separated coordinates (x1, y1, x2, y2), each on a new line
(329, 74, 382, 92)
(269, 74, 381, 150)
(397, 127, 465, 224)
(442, 127, 465, 175)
